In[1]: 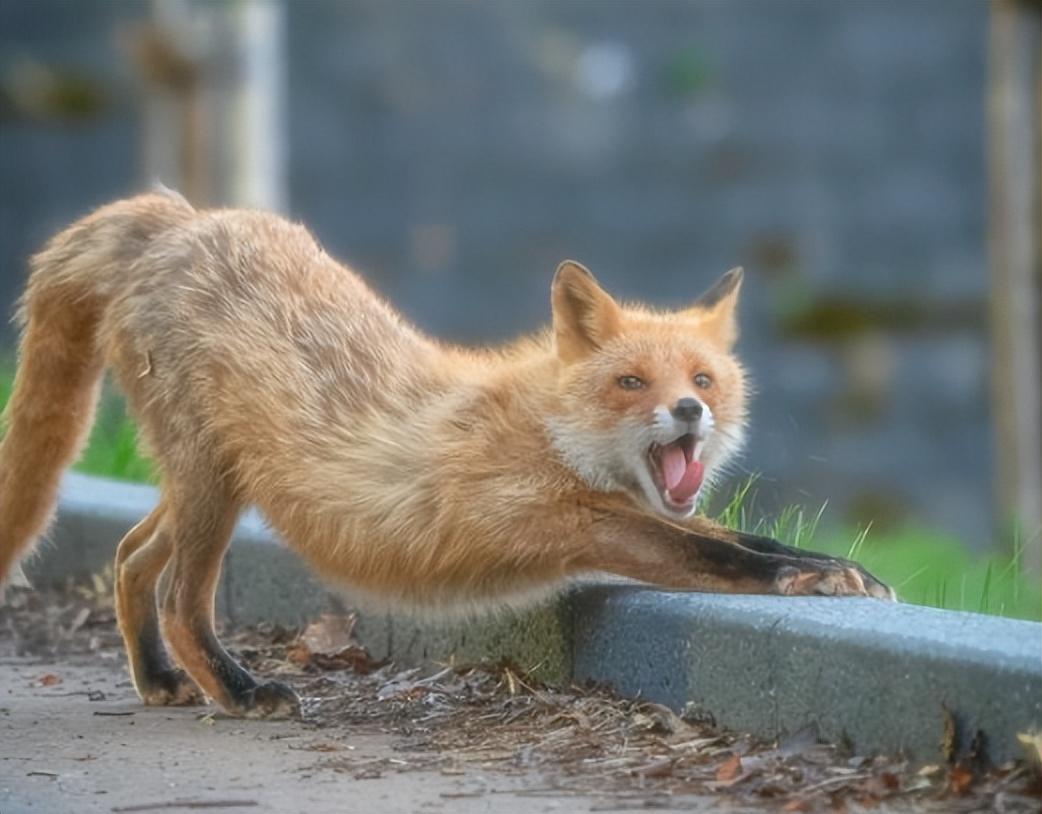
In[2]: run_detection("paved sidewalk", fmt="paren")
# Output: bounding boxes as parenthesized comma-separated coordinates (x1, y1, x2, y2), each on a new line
(0, 653, 633, 814)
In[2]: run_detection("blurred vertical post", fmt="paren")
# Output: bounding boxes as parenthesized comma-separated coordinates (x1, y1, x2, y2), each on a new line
(132, 0, 207, 204)
(220, 0, 287, 212)
(987, 0, 1041, 573)
(130, 0, 286, 212)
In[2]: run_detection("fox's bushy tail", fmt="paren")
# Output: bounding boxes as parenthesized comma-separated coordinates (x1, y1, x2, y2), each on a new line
(0, 191, 194, 588)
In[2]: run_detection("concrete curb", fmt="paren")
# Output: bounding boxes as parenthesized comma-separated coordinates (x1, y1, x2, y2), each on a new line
(20, 472, 1042, 763)
(571, 587, 1041, 764)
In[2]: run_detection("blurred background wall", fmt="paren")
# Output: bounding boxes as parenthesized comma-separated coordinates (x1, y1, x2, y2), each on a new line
(0, 0, 1034, 554)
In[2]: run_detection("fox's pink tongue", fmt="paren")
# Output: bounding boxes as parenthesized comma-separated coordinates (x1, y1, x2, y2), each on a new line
(660, 445, 687, 490)
(660, 445, 704, 504)
(669, 459, 704, 503)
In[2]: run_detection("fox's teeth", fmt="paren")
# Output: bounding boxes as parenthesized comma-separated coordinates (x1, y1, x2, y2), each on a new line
(693, 440, 705, 461)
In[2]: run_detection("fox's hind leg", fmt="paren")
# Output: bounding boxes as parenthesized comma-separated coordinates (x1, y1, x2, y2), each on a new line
(159, 481, 300, 719)
(115, 505, 205, 705)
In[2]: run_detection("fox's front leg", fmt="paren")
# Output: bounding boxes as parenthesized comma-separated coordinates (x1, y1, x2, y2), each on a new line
(578, 508, 894, 599)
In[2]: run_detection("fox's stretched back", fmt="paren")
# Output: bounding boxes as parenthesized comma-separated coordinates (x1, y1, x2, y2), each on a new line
(0, 191, 195, 584)
(0, 192, 750, 602)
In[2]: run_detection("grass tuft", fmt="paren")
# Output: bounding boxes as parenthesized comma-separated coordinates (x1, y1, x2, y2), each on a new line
(714, 476, 1041, 622)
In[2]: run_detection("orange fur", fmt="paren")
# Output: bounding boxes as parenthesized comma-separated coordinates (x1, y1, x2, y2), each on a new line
(0, 194, 893, 716)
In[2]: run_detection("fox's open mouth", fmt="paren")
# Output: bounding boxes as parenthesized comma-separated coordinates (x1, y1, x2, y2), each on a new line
(647, 434, 704, 512)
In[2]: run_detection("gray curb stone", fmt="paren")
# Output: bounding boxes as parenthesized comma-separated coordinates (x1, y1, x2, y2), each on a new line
(19, 472, 1042, 763)
(571, 586, 1041, 765)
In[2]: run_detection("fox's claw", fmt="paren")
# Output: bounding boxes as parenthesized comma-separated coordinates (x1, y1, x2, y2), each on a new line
(238, 681, 301, 719)
(775, 562, 896, 600)
(843, 559, 896, 601)
(139, 668, 206, 707)
(866, 576, 897, 601)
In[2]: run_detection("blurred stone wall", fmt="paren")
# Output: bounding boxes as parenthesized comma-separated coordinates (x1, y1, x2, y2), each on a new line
(0, 0, 992, 544)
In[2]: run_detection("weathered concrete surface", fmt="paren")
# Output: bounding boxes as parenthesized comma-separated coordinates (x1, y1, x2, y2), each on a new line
(571, 587, 1042, 762)
(20, 472, 1042, 763)
(0, 652, 625, 814)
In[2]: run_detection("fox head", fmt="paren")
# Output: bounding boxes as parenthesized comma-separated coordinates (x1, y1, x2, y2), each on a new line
(547, 260, 748, 519)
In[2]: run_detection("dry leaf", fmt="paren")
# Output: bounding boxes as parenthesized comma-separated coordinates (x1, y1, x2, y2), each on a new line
(715, 753, 742, 782)
(1017, 731, 1042, 766)
(641, 703, 681, 735)
(289, 614, 385, 674)
(947, 764, 974, 795)
(285, 643, 312, 666)
(299, 614, 357, 655)
(37, 673, 61, 687)
(861, 770, 901, 799)
(634, 758, 674, 778)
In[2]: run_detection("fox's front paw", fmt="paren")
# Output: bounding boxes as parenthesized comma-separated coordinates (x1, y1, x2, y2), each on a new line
(775, 563, 895, 600)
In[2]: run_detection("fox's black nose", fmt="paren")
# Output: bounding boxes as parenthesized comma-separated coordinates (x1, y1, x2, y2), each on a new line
(672, 397, 703, 422)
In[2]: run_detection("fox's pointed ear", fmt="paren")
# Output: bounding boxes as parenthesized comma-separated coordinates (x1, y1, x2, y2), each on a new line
(686, 267, 743, 349)
(551, 260, 623, 363)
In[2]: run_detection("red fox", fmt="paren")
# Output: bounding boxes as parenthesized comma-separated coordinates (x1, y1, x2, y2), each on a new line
(0, 192, 893, 718)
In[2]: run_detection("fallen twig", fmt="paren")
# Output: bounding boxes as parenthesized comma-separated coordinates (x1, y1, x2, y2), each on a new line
(111, 800, 259, 812)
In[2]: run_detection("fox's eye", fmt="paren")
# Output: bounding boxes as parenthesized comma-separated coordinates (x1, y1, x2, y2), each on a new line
(693, 373, 712, 389)
(618, 375, 645, 390)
